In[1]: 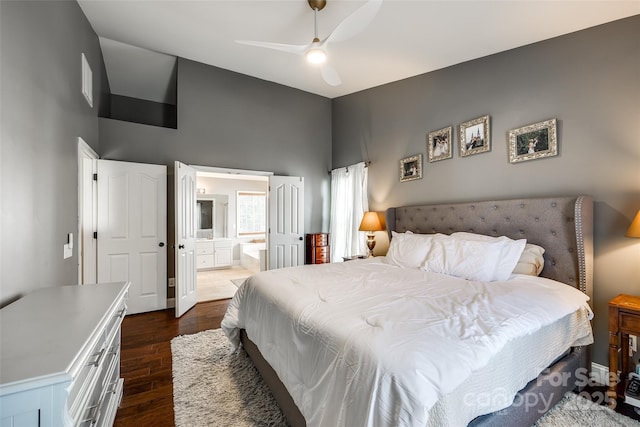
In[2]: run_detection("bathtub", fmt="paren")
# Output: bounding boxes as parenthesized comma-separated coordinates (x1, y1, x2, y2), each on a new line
(240, 242, 267, 273)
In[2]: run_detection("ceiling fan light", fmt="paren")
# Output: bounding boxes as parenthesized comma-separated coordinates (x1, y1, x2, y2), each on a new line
(306, 48, 327, 64)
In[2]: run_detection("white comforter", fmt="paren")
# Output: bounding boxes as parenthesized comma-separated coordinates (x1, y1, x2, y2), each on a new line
(221, 258, 593, 427)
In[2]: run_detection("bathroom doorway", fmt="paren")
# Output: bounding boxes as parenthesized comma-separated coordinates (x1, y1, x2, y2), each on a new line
(194, 168, 269, 302)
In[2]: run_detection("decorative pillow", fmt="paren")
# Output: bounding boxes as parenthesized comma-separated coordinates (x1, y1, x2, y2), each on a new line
(450, 232, 527, 281)
(512, 243, 546, 276)
(421, 235, 506, 281)
(386, 231, 444, 269)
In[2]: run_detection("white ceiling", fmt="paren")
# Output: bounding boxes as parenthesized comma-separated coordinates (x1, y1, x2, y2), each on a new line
(78, 0, 639, 99)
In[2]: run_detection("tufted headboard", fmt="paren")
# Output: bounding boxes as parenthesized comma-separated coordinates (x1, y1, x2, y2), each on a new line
(385, 196, 593, 299)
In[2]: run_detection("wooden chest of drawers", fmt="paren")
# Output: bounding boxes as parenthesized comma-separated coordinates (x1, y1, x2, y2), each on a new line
(306, 233, 330, 264)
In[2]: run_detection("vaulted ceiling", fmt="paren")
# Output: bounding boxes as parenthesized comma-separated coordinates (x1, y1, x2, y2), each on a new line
(78, 1, 639, 100)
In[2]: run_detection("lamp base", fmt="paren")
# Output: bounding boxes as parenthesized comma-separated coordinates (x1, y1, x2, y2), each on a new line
(366, 233, 376, 257)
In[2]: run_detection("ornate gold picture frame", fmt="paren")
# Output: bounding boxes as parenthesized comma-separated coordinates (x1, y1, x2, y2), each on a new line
(400, 154, 422, 182)
(508, 118, 558, 163)
(427, 126, 453, 162)
(459, 115, 490, 157)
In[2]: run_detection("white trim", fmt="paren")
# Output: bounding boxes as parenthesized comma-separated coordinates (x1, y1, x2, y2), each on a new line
(77, 137, 98, 285)
(591, 362, 612, 386)
(191, 165, 272, 181)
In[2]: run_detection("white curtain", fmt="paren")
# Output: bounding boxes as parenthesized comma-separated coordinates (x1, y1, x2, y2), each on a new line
(329, 162, 368, 262)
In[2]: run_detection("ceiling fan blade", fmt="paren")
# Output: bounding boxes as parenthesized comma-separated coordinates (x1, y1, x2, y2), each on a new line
(321, 64, 341, 86)
(235, 40, 310, 56)
(324, 0, 382, 45)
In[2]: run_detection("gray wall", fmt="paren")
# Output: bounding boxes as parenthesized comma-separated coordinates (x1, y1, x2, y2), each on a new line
(0, 1, 109, 306)
(332, 15, 640, 366)
(109, 94, 177, 129)
(99, 58, 332, 235)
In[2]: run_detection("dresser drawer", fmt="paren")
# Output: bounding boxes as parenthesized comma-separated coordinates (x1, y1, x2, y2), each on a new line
(68, 297, 126, 424)
(196, 241, 214, 255)
(67, 332, 108, 422)
(620, 312, 640, 332)
(314, 247, 329, 257)
(311, 247, 330, 263)
(306, 233, 328, 247)
(78, 330, 121, 427)
(305, 233, 330, 264)
(197, 254, 214, 269)
(197, 247, 213, 256)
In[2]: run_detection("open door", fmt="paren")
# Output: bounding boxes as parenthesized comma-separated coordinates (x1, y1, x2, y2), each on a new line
(174, 161, 198, 317)
(268, 176, 305, 269)
(78, 137, 98, 285)
(97, 160, 167, 314)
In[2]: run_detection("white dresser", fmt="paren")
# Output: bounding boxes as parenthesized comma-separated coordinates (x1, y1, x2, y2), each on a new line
(0, 282, 130, 426)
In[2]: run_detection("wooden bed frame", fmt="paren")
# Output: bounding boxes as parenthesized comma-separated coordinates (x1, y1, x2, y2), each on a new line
(240, 196, 594, 426)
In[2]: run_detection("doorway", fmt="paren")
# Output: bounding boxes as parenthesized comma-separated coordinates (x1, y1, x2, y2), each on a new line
(194, 168, 269, 302)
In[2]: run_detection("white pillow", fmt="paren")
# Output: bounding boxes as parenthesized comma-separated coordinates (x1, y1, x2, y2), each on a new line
(450, 232, 527, 281)
(421, 235, 505, 281)
(386, 231, 444, 269)
(512, 243, 546, 276)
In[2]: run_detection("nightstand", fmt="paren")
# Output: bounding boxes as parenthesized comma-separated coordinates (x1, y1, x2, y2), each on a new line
(608, 294, 640, 404)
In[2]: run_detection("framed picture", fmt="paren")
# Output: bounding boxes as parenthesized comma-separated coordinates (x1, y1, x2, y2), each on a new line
(459, 115, 490, 157)
(399, 154, 422, 182)
(508, 118, 558, 163)
(427, 126, 453, 162)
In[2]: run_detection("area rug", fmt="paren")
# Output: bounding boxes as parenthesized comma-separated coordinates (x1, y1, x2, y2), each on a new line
(172, 329, 640, 427)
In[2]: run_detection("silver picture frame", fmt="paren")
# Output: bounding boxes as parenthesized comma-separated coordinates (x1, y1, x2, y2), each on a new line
(459, 115, 490, 157)
(508, 118, 558, 163)
(427, 126, 453, 162)
(400, 154, 423, 182)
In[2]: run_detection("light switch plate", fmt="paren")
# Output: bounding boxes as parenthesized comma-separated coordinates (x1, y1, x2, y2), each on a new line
(64, 243, 72, 259)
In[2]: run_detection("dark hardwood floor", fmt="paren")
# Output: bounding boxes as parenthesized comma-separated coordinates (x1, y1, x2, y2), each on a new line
(114, 299, 640, 426)
(114, 299, 231, 426)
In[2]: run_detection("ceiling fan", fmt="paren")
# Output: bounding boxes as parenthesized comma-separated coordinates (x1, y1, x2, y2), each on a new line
(236, 0, 382, 87)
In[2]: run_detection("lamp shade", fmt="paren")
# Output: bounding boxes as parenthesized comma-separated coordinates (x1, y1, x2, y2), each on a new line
(359, 211, 386, 232)
(626, 209, 640, 238)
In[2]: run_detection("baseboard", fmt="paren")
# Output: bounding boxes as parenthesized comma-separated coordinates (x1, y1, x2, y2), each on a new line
(167, 298, 175, 309)
(591, 362, 610, 386)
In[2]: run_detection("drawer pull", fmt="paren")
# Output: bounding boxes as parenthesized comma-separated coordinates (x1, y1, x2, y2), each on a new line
(108, 344, 120, 356)
(106, 378, 120, 395)
(82, 403, 102, 425)
(88, 348, 105, 367)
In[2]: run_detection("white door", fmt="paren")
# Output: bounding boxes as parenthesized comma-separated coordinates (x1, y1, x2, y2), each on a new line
(174, 161, 197, 317)
(268, 176, 305, 269)
(78, 137, 98, 285)
(97, 160, 167, 314)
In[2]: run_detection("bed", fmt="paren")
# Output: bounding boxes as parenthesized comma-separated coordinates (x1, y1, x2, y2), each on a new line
(222, 196, 594, 427)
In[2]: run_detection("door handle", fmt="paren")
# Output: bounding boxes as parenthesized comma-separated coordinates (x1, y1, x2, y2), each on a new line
(299, 237, 304, 241)
(178, 244, 185, 249)
(159, 242, 165, 247)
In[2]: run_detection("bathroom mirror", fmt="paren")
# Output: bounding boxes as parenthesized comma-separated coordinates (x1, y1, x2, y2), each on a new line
(197, 194, 228, 238)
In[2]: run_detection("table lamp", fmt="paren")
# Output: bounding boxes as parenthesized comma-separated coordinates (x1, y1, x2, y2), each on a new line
(359, 211, 386, 257)
(626, 209, 640, 238)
